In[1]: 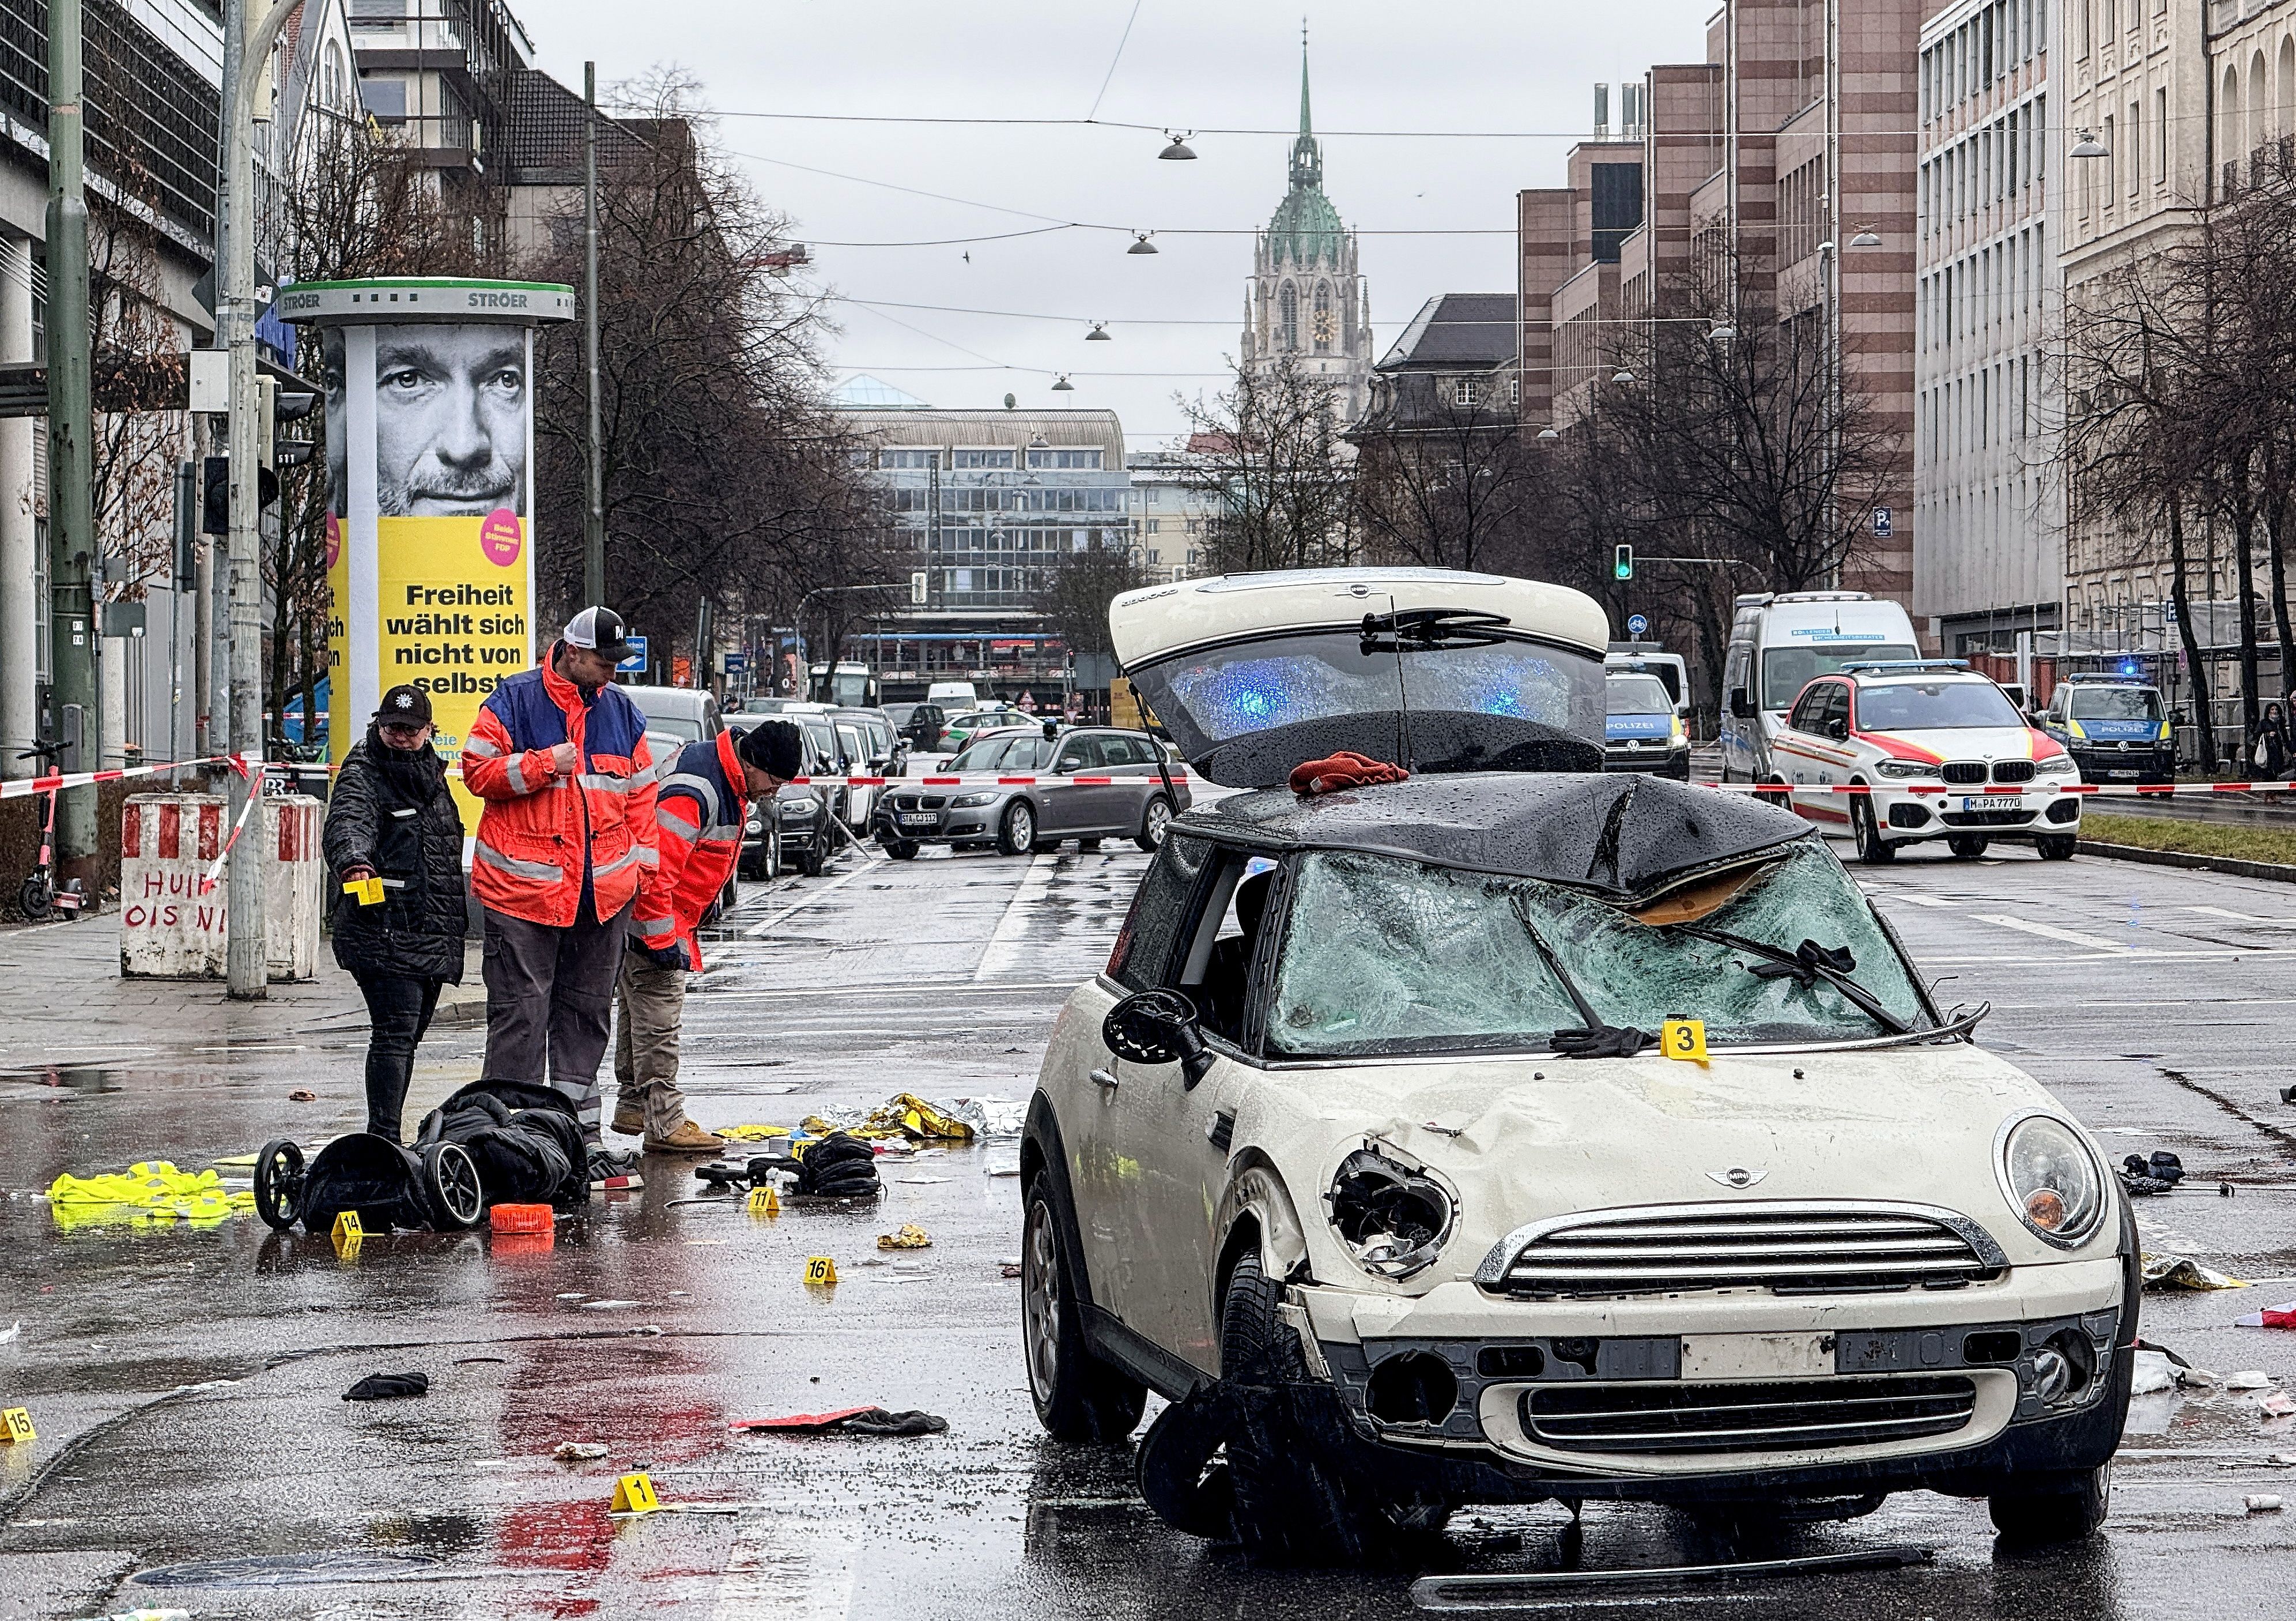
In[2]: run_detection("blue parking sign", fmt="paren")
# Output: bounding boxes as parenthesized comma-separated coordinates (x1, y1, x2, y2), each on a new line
(617, 634, 649, 674)
(1872, 507, 1893, 538)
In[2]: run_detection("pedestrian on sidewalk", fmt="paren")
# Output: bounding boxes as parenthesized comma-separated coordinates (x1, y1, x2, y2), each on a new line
(614, 719, 803, 1152)
(2256, 703, 2291, 779)
(463, 608, 658, 1173)
(321, 685, 467, 1143)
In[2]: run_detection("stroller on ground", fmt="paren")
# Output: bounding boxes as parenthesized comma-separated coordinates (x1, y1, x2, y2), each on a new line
(254, 1079, 590, 1234)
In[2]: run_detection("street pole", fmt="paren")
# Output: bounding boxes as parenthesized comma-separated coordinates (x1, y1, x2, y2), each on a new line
(222, 0, 302, 998)
(583, 61, 605, 604)
(44, 0, 96, 882)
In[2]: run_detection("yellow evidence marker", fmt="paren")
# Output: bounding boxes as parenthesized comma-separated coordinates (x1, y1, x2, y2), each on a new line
(343, 876, 385, 906)
(333, 1210, 364, 1243)
(1, 1407, 33, 1443)
(610, 1471, 661, 1514)
(803, 1255, 838, 1286)
(1660, 1017, 1709, 1063)
(745, 1185, 780, 1216)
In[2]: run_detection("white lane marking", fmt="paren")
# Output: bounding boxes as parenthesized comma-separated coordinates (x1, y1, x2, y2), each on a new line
(1880, 892, 1961, 907)
(975, 853, 1060, 983)
(1970, 914, 2138, 954)
(743, 865, 870, 937)
(2185, 905, 2296, 926)
(713, 1521, 851, 1618)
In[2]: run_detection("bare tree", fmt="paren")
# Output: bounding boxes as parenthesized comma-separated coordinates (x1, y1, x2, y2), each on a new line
(1348, 379, 1535, 573)
(1177, 357, 1357, 572)
(1033, 537, 1148, 661)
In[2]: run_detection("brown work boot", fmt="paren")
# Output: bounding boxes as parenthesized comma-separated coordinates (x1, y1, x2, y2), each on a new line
(610, 1100, 645, 1137)
(644, 1118, 727, 1154)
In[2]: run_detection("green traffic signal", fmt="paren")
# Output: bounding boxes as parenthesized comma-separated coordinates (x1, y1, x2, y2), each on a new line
(1613, 544, 1633, 580)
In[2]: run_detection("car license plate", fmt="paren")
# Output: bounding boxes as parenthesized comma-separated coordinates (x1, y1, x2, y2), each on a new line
(897, 813, 936, 829)
(1679, 1332, 1837, 1382)
(1961, 794, 2022, 812)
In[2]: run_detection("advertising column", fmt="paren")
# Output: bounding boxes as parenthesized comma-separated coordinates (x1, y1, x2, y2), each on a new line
(284, 278, 575, 828)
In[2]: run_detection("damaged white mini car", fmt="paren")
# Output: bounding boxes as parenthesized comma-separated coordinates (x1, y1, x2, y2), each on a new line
(1019, 568, 2136, 1564)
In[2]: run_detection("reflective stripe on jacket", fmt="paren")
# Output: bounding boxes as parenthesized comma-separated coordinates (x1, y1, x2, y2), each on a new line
(463, 644, 658, 926)
(629, 730, 747, 970)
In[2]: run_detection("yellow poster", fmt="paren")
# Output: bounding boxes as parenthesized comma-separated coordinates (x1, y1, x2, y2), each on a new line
(376, 512, 531, 826)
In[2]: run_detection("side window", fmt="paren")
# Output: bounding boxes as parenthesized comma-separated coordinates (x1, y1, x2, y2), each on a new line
(1821, 684, 1851, 736)
(1787, 687, 1825, 733)
(1109, 834, 1212, 990)
(1178, 853, 1283, 1046)
(1053, 740, 1089, 773)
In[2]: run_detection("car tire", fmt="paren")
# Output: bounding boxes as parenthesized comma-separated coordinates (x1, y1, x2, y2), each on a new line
(998, 801, 1037, 857)
(1754, 778, 1791, 811)
(798, 847, 825, 878)
(1136, 795, 1174, 853)
(1221, 1249, 1420, 1566)
(1988, 1463, 2110, 1543)
(1851, 794, 1896, 864)
(1946, 834, 1989, 859)
(883, 839, 920, 861)
(1021, 1179, 1146, 1443)
(2038, 833, 2078, 861)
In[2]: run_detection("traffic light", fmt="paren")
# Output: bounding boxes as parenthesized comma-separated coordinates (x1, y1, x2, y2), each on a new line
(1613, 544, 1634, 580)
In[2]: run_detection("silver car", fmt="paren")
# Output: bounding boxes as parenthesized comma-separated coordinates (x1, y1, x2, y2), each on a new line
(875, 727, 1191, 858)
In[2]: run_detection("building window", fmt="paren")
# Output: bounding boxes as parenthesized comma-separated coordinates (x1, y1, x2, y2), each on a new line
(324, 42, 346, 108)
(1026, 448, 1104, 469)
(1279, 281, 1300, 350)
(360, 75, 408, 119)
(1313, 281, 1333, 352)
(1452, 377, 1483, 407)
(881, 448, 940, 469)
(2156, 87, 2169, 182)
(349, 0, 405, 21)
(951, 448, 1013, 468)
(1590, 163, 1643, 262)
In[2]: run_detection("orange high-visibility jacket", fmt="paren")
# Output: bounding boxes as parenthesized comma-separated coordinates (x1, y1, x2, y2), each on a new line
(462, 647, 658, 925)
(630, 730, 749, 970)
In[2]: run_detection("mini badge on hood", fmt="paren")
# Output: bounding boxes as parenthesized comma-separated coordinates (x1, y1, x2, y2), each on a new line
(1708, 1166, 1768, 1189)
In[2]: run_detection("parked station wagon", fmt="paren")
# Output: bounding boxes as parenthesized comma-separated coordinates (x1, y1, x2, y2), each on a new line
(1018, 568, 2135, 1564)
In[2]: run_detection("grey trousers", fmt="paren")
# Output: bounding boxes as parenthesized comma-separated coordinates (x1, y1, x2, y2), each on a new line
(614, 957, 690, 1133)
(481, 898, 633, 1144)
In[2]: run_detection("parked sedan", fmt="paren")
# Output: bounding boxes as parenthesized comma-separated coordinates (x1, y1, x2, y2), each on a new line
(939, 707, 1037, 753)
(875, 726, 1189, 858)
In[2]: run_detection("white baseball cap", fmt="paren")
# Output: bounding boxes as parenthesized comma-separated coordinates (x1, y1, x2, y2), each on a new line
(562, 606, 635, 661)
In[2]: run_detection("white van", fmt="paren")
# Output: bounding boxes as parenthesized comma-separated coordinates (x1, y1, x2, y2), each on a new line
(926, 680, 980, 710)
(1719, 590, 1921, 782)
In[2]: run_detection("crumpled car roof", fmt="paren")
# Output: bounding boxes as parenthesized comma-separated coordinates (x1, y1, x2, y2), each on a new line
(1178, 772, 1815, 904)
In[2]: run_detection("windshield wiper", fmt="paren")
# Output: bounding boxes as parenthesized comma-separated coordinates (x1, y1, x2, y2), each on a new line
(1671, 925, 1916, 1036)
(1512, 902, 1653, 1057)
(1360, 607, 1512, 654)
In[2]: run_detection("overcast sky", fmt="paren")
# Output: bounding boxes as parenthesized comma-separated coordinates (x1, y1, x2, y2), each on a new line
(524, 1, 1713, 446)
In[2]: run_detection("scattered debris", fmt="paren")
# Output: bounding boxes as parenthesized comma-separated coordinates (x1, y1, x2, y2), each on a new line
(579, 1300, 640, 1311)
(1000, 1261, 1024, 1279)
(288, 1088, 317, 1103)
(2234, 1300, 2296, 1328)
(2143, 1253, 2248, 1291)
(2226, 1370, 2275, 1391)
(947, 1095, 1025, 1139)
(2131, 1349, 2178, 1395)
(342, 1371, 430, 1401)
(796, 1133, 881, 1197)
(2261, 1391, 2296, 1418)
(877, 1223, 931, 1250)
(553, 1441, 610, 1462)
(2118, 1149, 2185, 1196)
(898, 1175, 951, 1185)
(0, 1321, 18, 1344)
(857, 1093, 975, 1143)
(2246, 1494, 2284, 1513)
(489, 1202, 552, 1234)
(46, 1162, 255, 1228)
(731, 1406, 949, 1437)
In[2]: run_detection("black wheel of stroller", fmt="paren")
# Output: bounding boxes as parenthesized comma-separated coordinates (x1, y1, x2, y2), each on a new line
(422, 1141, 485, 1229)
(254, 1138, 304, 1232)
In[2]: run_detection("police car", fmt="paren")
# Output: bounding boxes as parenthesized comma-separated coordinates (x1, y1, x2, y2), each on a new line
(1768, 661, 2081, 862)
(2036, 674, 2176, 785)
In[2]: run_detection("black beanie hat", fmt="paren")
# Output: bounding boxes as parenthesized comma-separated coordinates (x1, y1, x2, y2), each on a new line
(736, 719, 804, 780)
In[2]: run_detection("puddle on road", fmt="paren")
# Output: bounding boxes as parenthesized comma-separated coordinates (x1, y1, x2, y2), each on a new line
(132, 1552, 446, 1587)
(0, 1062, 125, 1094)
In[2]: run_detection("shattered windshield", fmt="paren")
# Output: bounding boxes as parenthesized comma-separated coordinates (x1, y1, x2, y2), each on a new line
(1266, 843, 1929, 1058)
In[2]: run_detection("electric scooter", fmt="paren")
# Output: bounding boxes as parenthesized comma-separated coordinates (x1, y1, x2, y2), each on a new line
(16, 744, 85, 923)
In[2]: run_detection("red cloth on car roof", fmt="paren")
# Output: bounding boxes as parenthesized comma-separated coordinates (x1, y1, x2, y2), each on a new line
(1288, 752, 1411, 796)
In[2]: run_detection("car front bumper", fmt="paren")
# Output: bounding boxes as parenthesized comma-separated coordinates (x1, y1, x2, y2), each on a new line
(1604, 742, 1690, 777)
(1869, 783, 2083, 839)
(1284, 1258, 2126, 1496)
(2070, 745, 2175, 783)
(878, 791, 1018, 844)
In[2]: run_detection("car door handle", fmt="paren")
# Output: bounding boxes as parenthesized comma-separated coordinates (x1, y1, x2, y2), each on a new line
(1089, 1067, 1120, 1091)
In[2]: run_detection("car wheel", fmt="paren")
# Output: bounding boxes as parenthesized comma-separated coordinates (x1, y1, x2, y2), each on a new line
(1988, 1463, 2110, 1543)
(253, 1138, 305, 1232)
(1753, 778, 1791, 811)
(1135, 795, 1174, 853)
(1851, 794, 1896, 864)
(2038, 833, 2078, 861)
(884, 839, 920, 860)
(798, 847, 825, 877)
(998, 801, 1037, 856)
(1946, 834, 1989, 859)
(421, 1141, 485, 1230)
(1021, 1180, 1146, 1442)
(1222, 1249, 1425, 1566)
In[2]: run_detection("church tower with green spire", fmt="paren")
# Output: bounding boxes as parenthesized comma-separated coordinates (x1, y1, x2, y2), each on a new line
(1241, 29, 1373, 423)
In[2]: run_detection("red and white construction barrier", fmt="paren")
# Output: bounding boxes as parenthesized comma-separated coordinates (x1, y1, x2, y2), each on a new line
(0, 753, 247, 802)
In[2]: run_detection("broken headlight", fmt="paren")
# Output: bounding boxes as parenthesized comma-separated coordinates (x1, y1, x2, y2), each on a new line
(1325, 1145, 1455, 1280)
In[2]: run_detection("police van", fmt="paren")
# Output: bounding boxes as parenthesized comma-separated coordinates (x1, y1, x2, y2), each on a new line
(1719, 590, 1921, 781)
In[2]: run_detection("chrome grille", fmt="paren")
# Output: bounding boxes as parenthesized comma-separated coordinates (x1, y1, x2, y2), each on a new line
(1940, 762, 1988, 785)
(1475, 1201, 2006, 1300)
(1523, 1374, 1978, 1456)
(1992, 759, 2036, 784)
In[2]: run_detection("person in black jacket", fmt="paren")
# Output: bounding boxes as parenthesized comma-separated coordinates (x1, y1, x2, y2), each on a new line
(322, 685, 470, 1141)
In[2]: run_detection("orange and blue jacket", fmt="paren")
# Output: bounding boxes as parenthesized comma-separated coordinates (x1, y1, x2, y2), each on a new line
(462, 646, 658, 926)
(631, 730, 749, 970)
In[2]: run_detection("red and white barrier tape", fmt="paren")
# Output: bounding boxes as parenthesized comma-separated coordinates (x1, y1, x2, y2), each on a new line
(1690, 779, 2296, 798)
(0, 753, 249, 802)
(198, 786, 267, 894)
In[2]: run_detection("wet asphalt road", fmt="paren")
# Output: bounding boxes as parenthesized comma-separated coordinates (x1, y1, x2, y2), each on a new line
(2, 829, 2294, 1618)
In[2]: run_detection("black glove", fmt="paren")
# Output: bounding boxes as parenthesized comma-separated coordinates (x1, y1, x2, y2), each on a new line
(629, 937, 690, 971)
(797, 1132, 881, 1197)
